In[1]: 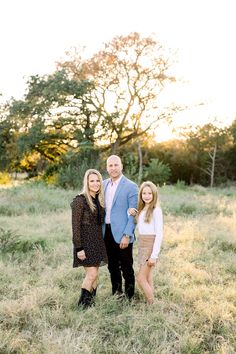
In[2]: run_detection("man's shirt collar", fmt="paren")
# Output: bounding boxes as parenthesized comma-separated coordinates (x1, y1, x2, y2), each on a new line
(109, 174, 123, 186)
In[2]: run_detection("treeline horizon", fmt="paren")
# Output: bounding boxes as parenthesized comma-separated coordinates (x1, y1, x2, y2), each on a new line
(0, 32, 236, 188)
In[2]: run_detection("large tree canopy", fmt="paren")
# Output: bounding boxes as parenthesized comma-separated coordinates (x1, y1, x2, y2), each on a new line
(8, 70, 98, 162)
(4, 32, 235, 186)
(179, 123, 231, 186)
(6, 32, 178, 169)
(59, 32, 177, 152)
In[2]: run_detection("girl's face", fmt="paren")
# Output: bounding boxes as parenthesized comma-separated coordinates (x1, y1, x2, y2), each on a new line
(88, 173, 101, 195)
(141, 186, 153, 204)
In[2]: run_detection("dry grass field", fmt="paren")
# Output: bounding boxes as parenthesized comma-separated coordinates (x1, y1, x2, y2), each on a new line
(0, 182, 235, 353)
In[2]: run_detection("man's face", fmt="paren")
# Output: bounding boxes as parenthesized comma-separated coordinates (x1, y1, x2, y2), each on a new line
(106, 157, 123, 180)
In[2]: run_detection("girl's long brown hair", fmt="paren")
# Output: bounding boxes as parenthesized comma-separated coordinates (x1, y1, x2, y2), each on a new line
(137, 181, 159, 223)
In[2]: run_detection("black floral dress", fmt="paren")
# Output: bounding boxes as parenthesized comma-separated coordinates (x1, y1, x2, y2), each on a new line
(71, 194, 108, 267)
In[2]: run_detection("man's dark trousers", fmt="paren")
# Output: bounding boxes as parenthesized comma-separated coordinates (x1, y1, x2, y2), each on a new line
(104, 224, 135, 299)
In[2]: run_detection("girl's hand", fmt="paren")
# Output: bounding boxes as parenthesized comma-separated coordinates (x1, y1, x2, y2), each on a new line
(147, 258, 156, 267)
(77, 250, 86, 261)
(128, 208, 138, 216)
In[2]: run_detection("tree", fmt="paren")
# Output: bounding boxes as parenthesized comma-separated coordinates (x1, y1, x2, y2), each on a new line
(145, 139, 198, 185)
(6, 32, 181, 179)
(0, 101, 20, 171)
(0, 108, 11, 170)
(224, 119, 236, 181)
(182, 123, 231, 186)
(7, 70, 98, 166)
(144, 158, 171, 186)
(59, 32, 178, 153)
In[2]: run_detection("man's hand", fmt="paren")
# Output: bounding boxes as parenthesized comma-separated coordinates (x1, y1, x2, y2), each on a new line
(120, 235, 129, 249)
(77, 250, 86, 261)
(147, 258, 156, 267)
(128, 208, 138, 216)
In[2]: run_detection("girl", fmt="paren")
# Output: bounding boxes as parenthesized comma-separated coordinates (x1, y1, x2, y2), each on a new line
(129, 181, 163, 304)
(71, 169, 108, 308)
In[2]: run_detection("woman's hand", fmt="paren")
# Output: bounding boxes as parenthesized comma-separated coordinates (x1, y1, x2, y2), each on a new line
(128, 208, 138, 216)
(77, 250, 86, 261)
(147, 258, 156, 267)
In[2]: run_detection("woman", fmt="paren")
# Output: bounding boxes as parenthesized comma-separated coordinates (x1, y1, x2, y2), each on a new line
(71, 169, 108, 308)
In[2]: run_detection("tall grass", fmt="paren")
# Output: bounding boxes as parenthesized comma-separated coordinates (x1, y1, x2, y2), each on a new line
(0, 182, 75, 216)
(0, 183, 235, 353)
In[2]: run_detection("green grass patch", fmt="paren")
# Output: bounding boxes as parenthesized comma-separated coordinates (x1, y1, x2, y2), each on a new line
(0, 182, 75, 215)
(0, 182, 235, 353)
(215, 240, 236, 253)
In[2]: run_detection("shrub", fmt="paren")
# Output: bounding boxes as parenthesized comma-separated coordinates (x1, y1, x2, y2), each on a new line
(171, 203, 197, 216)
(0, 172, 12, 185)
(45, 148, 100, 189)
(122, 154, 139, 183)
(144, 158, 171, 186)
(175, 180, 187, 190)
(215, 240, 236, 253)
(0, 227, 47, 253)
(0, 228, 19, 252)
(56, 162, 89, 190)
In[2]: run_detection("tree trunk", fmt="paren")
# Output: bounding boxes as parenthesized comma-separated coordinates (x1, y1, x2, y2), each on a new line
(111, 139, 120, 155)
(137, 140, 143, 186)
(210, 143, 217, 188)
(189, 173, 194, 186)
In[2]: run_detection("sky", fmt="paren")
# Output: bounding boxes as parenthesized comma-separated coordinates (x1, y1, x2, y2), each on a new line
(1, 0, 236, 140)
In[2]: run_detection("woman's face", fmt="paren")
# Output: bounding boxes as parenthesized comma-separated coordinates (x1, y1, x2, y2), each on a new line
(88, 173, 101, 195)
(141, 186, 153, 204)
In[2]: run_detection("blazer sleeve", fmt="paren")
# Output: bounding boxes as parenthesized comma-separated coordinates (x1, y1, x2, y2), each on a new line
(71, 195, 84, 249)
(123, 183, 138, 237)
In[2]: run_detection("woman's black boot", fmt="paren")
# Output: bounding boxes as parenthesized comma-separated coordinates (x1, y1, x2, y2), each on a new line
(78, 288, 92, 308)
(90, 287, 97, 305)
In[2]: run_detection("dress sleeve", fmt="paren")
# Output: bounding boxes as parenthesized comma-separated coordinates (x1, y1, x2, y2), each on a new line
(71, 195, 84, 249)
(150, 207, 163, 260)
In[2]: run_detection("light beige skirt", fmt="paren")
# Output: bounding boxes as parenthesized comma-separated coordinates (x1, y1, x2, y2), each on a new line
(138, 234, 155, 265)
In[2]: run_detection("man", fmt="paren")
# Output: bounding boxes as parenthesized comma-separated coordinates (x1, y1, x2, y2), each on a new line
(103, 155, 138, 300)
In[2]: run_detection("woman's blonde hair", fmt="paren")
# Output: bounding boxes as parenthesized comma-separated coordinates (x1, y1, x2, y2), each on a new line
(81, 169, 104, 211)
(137, 181, 159, 223)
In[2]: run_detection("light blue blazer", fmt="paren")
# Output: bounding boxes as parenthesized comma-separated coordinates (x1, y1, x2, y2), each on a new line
(103, 175, 138, 244)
